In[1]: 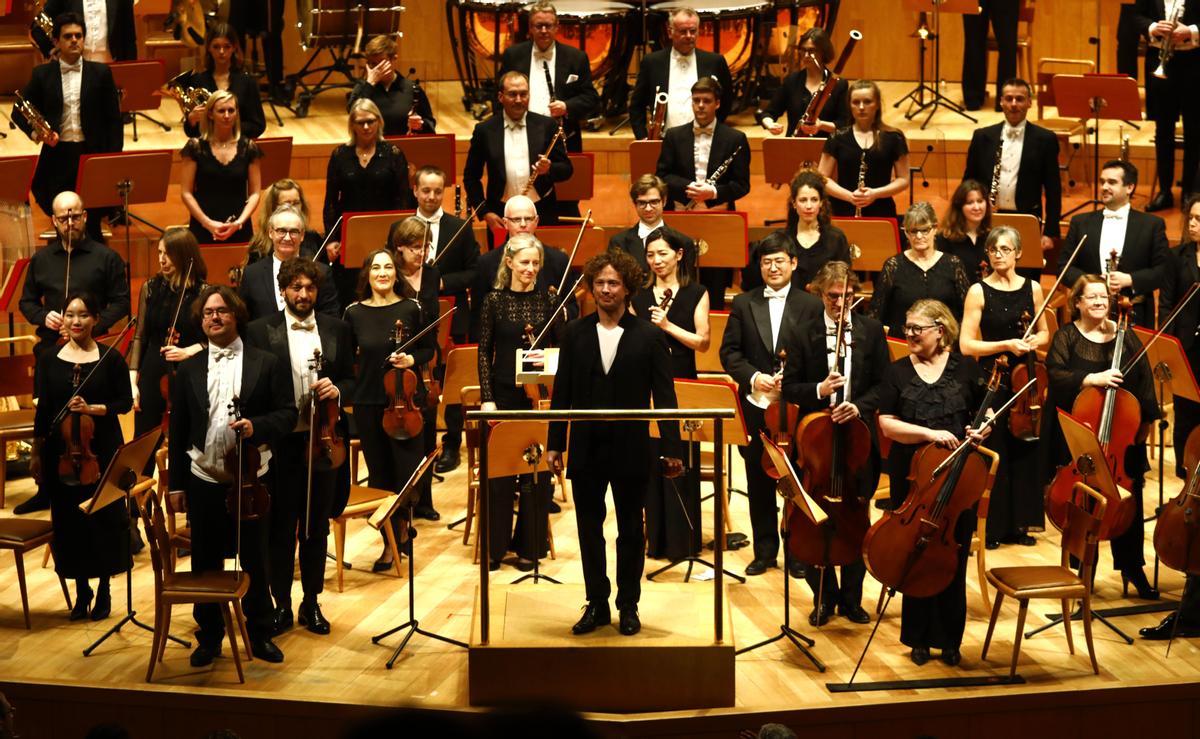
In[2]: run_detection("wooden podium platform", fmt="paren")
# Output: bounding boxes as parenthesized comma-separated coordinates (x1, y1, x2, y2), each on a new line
(468, 583, 735, 712)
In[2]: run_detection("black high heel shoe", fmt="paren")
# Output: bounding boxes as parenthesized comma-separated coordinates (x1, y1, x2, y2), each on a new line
(90, 580, 111, 621)
(1122, 568, 1160, 600)
(70, 584, 93, 621)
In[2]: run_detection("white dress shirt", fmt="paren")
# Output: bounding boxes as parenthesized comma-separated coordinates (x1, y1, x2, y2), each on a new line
(189, 338, 272, 482)
(1099, 203, 1132, 271)
(637, 218, 666, 245)
(666, 49, 699, 130)
(285, 309, 322, 432)
(271, 256, 287, 311)
(502, 113, 537, 203)
(528, 44, 556, 116)
(693, 119, 716, 186)
(822, 313, 853, 404)
(997, 122, 1025, 211)
(748, 283, 790, 407)
(597, 322, 624, 374)
(58, 58, 84, 143)
(417, 208, 443, 264)
(1148, 1, 1199, 51)
(81, 0, 110, 63)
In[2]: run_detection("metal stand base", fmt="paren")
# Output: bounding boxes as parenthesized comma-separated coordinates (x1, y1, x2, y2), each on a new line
(1025, 599, 1177, 644)
(287, 46, 357, 119)
(130, 112, 171, 143)
(647, 556, 746, 584)
(735, 552, 825, 672)
(828, 674, 1026, 692)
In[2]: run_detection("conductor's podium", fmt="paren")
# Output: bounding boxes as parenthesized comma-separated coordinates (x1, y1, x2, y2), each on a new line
(469, 583, 735, 712)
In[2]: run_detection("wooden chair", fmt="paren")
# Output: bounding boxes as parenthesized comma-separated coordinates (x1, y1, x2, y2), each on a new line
(981, 482, 1106, 679)
(155, 447, 191, 571)
(330, 485, 405, 592)
(0, 353, 37, 509)
(1035, 58, 1095, 189)
(460, 386, 483, 547)
(0, 517, 71, 629)
(988, 0, 1035, 86)
(143, 491, 252, 683)
(969, 448, 1000, 612)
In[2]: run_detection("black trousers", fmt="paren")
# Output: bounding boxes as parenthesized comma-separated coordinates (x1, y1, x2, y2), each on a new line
(961, 0, 1019, 110)
(268, 432, 337, 607)
(572, 473, 647, 609)
(1110, 442, 1148, 572)
(805, 560, 867, 610)
(740, 403, 780, 562)
(187, 476, 273, 645)
(354, 404, 426, 544)
(486, 383, 550, 563)
(1145, 51, 1200, 196)
(228, 0, 284, 84)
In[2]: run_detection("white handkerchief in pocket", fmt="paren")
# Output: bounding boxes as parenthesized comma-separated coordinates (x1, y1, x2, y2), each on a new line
(566, 74, 578, 84)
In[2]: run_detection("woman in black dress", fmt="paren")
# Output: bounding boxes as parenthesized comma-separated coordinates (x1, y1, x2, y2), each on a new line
(959, 226, 1048, 548)
(758, 28, 850, 137)
(180, 90, 263, 245)
(818, 80, 909, 220)
(32, 293, 134, 621)
(874, 298, 990, 667)
(1160, 194, 1200, 479)
(631, 228, 709, 563)
(179, 22, 266, 140)
(871, 202, 971, 338)
(129, 227, 208, 440)
(478, 234, 560, 571)
(343, 249, 436, 571)
(1043, 274, 1160, 600)
(937, 179, 992, 284)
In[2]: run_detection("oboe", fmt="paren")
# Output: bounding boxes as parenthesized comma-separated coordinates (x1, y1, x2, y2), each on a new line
(854, 151, 867, 217)
(989, 139, 1003, 209)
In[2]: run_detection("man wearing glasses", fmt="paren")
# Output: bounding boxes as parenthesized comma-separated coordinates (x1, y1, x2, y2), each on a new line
(238, 206, 340, 322)
(608, 174, 698, 283)
(348, 34, 436, 137)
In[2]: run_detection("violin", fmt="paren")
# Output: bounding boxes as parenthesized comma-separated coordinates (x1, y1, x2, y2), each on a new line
(1007, 309, 1048, 442)
(862, 357, 1005, 598)
(381, 319, 424, 440)
(306, 349, 346, 470)
(522, 322, 551, 408)
(58, 363, 101, 486)
(1045, 295, 1140, 539)
(1154, 425, 1200, 576)
(224, 395, 270, 523)
(760, 350, 799, 479)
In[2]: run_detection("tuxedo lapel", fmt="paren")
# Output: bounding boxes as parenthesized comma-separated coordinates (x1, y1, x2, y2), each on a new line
(706, 127, 730, 179)
(266, 314, 289, 361)
(1120, 212, 1147, 270)
(242, 346, 264, 403)
(748, 291, 775, 356)
(1084, 213, 1105, 270)
(189, 351, 210, 417)
(317, 316, 340, 371)
(553, 46, 568, 92)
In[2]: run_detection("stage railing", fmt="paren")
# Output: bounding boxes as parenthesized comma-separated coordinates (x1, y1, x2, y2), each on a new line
(467, 407, 736, 646)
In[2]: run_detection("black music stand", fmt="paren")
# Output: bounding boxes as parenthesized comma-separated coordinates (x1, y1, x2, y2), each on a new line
(735, 432, 825, 671)
(894, 0, 978, 128)
(485, 420, 559, 585)
(81, 429, 190, 656)
(370, 446, 467, 668)
(109, 60, 172, 142)
(1055, 74, 1143, 217)
(289, 2, 403, 118)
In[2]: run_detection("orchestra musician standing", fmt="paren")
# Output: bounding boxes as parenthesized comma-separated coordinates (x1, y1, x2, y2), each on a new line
(32, 0, 136, 62)
(818, 80, 909, 221)
(180, 23, 267, 141)
(758, 28, 851, 137)
(350, 35, 437, 138)
(239, 206, 340, 322)
(608, 174, 698, 283)
(249, 180, 326, 263)
(169, 286, 297, 667)
(936, 180, 992, 285)
(180, 90, 263, 245)
(781, 262, 887, 626)
(719, 232, 823, 577)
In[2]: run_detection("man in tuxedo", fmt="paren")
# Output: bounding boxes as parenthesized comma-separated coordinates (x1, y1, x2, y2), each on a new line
(239, 207, 340, 322)
(349, 35, 437, 137)
(629, 7, 733, 140)
(1133, 0, 1200, 211)
(961, 0, 1019, 111)
(607, 174, 698, 282)
(170, 286, 297, 667)
(780, 261, 887, 625)
(33, 0, 136, 62)
(227, 0, 289, 104)
(464, 71, 573, 227)
(962, 79, 1062, 251)
(547, 250, 682, 637)
(656, 76, 750, 309)
(720, 232, 823, 576)
(1059, 160, 1170, 329)
(245, 258, 354, 638)
(13, 13, 122, 240)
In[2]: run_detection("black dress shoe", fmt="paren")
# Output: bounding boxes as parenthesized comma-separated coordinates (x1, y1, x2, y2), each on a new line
(489, 560, 501, 572)
(372, 557, 396, 573)
(434, 449, 460, 473)
(13, 493, 50, 515)
(571, 602, 611, 635)
(298, 601, 331, 635)
(548, 500, 562, 514)
(250, 637, 284, 663)
(413, 507, 441, 521)
(272, 606, 293, 636)
(745, 558, 777, 576)
(787, 560, 807, 579)
(941, 647, 962, 666)
(910, 646, 931, 665)
(89, 587, 111, 621)
(1140, 612, 1200, 640)
(986, 540, 1001, 550)
(190, 642, 221, 667)
(1147, 190, 1174, 212)
(839, 604, 872, 624)
(511, 558, 535, 572)
(618, 607, 640, 636)
(1015, 533, 1037, 546)
(808, 603, 833, 627)
(70, 588, 92, 621)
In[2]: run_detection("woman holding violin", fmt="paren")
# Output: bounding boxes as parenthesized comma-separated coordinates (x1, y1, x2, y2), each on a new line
(631, 227, 710, 562)
(781, 261, 888, 626)
(959, 226, 1048, 548)
(129, 227, 208, 441)
(32, 292, 133, 621)
(871, 299, 991, 666)
(478, 234, 561, 571)
(343, 249, 436, 571)
(1043, 275, 1160, 599)
(936, 180, 992, 285)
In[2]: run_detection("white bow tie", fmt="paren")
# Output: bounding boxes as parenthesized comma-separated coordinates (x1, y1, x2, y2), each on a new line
(506, 119, 525, 131)
(291, 321, 316, 331)
(212, 347, 236, 360)
(1104, 211, 1125, 220)
(763, 287, 787, 300)
(60, 61, 81, 73)
(1004, 127, 1021, 140)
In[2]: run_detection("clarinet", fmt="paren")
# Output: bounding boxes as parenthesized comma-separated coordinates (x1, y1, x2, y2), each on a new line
(543, 59, 565, 138)
(989, 139, 1003, 209)
(407, 67, 423, 134)
(854, 150, 867, 217)
(685, 144, 743, 211)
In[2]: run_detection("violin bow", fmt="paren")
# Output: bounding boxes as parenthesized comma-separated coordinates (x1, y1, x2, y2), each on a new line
(927, 377, 1037, 480)
(165, 258, 195, 345)
(311, 215, 343, 263)
(531, 272, 585, 350)
(554, 209, 593, 299)
(1121, 282, 1200, 374)
(62, 225, 72, 315)
(48, 317, 139, 430)
(380, 307, 457, 368)
(431, 202, 485, 267)
(1021, 233, 1088, 343)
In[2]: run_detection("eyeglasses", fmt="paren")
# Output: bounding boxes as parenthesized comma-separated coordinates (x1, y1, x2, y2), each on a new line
(905, 226, 934, 239)
(53, 212, 84, 223)
(635, 198, 662, 209)
(353, 118, 379, 127)
(903, 323, 939, 336)
(531, 22, 556, 30)
(505, 216, 536, 225)
(202, 307, 232, 318)
(760, 256, 792, 268)
(824, 291, 852, 302)
(272, 227, 302, 239)
(986, 244, 1016, 256)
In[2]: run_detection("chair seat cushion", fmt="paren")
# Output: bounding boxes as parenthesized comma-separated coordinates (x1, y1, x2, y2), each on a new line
(988, 565, 1084, 595)
(164, 570, 248, 594)
(0, 517, 54, 544)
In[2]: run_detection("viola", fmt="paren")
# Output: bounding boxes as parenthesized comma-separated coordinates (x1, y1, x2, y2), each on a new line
(862, 357, 1005, 598)
(1046, 296, 1140, 540)
(224, 396, 270, 522)
(158, 260, 195, 439)
(1154, 425, 1200, 576)
(58, 363, 101, 486)
(306, 349, 346, 470)
(1008, 309, 1048, 442)
(761, 350, 799, 479)
(382, 320, 424, 440)
(522, 322, 551, 408)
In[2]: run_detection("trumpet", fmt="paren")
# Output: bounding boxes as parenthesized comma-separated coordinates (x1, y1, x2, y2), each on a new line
(854, 150, 867, 217)
(31, 0, 52, 50)
(1153, 2, 1184, 79)
(647, 87, 668, 141)
(685, 144, 743, 211)
(521, 127, 566, 196)
(14, 91, 53, 144)
(989, 139, 1003, 208)
(164, 72, 213, 120)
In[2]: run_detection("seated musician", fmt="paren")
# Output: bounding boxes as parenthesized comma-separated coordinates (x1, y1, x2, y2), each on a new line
(239, 206, 340, 322)
(169, 286, 297, 667)
(608, 174, 698, 283)
(781, 261, 887, 626)
(757, 28, 850, 137)
(349, 35, 436, 138)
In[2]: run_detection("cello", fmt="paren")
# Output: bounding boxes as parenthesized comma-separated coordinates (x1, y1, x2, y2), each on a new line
(1154, 425, 1200, 577)
(1007, 309, 1048, 441)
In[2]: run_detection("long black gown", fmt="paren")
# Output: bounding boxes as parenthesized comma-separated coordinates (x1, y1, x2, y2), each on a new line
(130, 275, 206, 440)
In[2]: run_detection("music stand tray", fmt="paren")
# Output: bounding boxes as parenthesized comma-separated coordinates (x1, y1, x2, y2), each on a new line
(762, 138, 826, 188)
(109, 60, 170, 141)
(662, 212, 749, 269)
(256, 137, 294, 190)
(1053, 74, 1142, 215)
(629, 140, 663, 183)
(0, 156, 37, 206)
(991, 213, 1046, 270)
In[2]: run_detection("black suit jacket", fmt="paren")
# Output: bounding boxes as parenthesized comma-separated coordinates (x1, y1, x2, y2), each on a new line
(607, 224, 698, 281)
(469, 241, 571, 341)
(656, 122, 751, 209)
(13, 60, 122, 153)
(781, 313, 889, 418)
(720, 287, 824, 407)
(35, 0, 137, 61)
(1060, 208, 1171, 327)
(498, 41, 599, 151)
(462, 111, 573, 219)
(548, 311, 680, 477)
(1159, 240, 1200, 358)
(388, 214, 479, 337)
(168, 343, 298, 493)
(629, 48, 733, 140)
(237, 257, 341, 323)
(962, 121, 1063, 238)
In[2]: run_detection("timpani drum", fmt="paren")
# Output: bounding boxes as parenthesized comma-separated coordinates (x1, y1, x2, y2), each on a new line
(295, 0, 404, 51)
(554, 1, 634, 85)
(764, 0, 835, 79)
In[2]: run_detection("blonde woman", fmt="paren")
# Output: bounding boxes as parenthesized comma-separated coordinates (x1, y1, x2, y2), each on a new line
(180, 89, 262, 244)
(818, 79, 909, 220)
